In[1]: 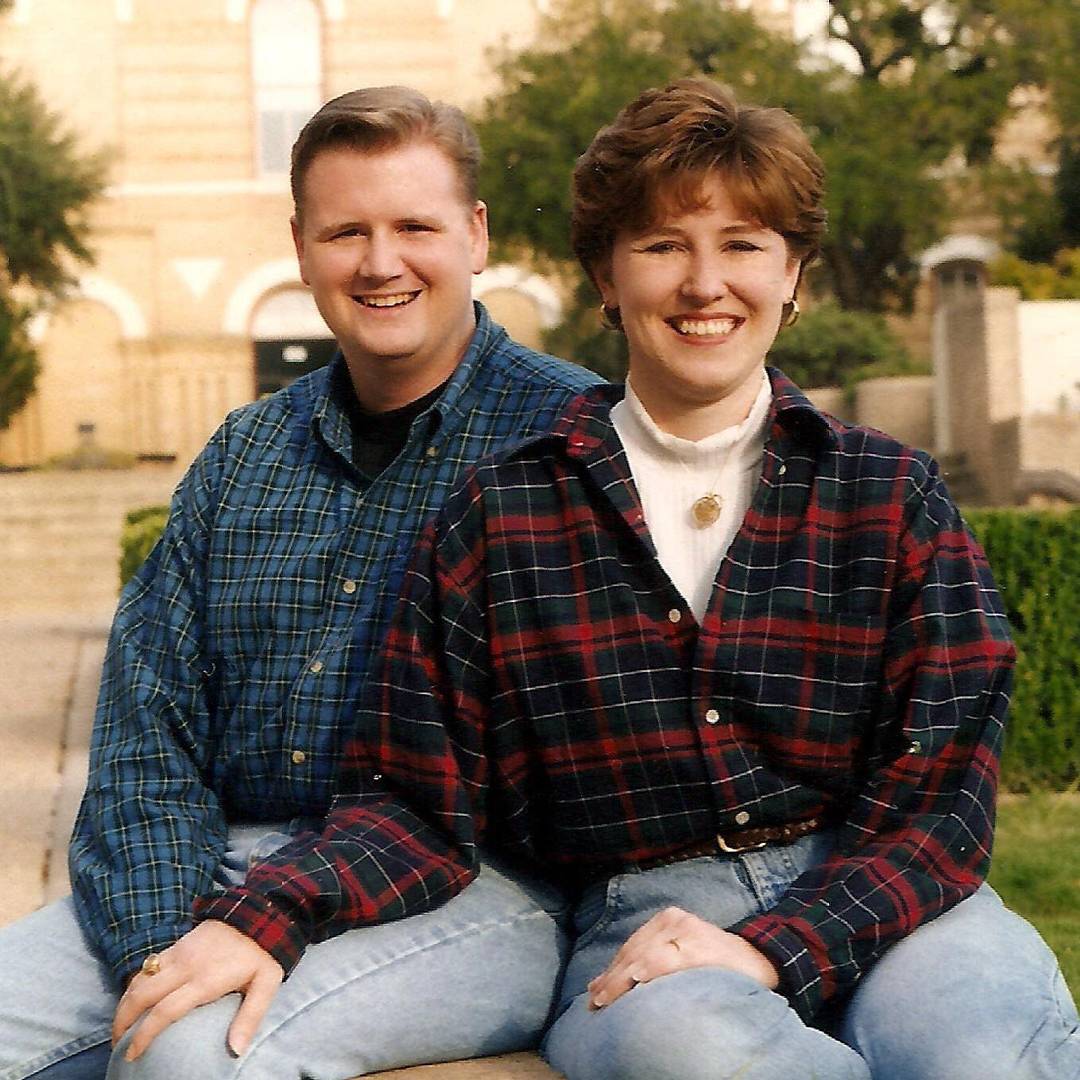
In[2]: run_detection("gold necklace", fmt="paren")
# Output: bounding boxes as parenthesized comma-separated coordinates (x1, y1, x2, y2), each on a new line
(691, 489, 723, 528)
(677, 452, 734, 529)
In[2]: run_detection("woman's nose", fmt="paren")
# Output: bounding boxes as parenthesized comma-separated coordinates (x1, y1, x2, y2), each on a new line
(682, 253, 729, 302)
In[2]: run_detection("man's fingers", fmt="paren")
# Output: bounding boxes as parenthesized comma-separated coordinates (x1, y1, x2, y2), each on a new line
(227, 967, 282, 1057)
(124, 982, 215, 1061)
(112, 969, 183, 1044)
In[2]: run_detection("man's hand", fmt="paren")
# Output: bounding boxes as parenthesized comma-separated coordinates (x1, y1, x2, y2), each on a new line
(113, 920, 284, 1062)
(587, 906, 779, 1009)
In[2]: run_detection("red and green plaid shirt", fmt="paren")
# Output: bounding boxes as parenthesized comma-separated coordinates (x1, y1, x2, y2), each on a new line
(197, 370, 1015, 1022)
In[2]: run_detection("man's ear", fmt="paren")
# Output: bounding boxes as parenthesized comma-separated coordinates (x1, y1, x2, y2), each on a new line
(470, 201, 490, 275)
(291, 215, 309, 286)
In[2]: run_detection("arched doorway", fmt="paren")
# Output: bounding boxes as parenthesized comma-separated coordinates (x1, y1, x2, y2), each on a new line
(250, 287, 336, 396)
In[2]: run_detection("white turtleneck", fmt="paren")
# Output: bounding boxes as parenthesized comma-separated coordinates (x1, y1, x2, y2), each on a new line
(611, 371, 772, 622)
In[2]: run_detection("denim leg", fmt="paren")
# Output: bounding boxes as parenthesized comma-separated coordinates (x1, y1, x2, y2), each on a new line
(0, 897, 116, 1080)
(109, 856, 569, 1080)
(543, 837, 870, 1080)
(839, 884, 1080, 1080)
(546, 969, 869, 1080)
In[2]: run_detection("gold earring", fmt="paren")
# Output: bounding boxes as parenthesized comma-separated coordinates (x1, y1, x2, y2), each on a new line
(784, 298, 800, 328)
(599, 303, 621, 331)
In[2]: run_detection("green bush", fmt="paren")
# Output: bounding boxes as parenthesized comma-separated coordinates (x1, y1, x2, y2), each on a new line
(765, 301, 927, 394)
(966, 508, 1080, 791)
(119, 504, 168, 588)
(115, 504, 1077, 789)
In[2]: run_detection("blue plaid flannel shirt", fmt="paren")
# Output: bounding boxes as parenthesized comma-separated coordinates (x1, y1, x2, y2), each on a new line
(69, 304, 601, 984)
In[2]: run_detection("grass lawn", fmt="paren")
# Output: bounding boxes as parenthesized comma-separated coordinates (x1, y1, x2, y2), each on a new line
(989, 793, 1080, 995)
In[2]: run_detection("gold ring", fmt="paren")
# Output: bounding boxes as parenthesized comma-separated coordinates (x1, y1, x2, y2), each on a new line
(141, 953, 162, 976)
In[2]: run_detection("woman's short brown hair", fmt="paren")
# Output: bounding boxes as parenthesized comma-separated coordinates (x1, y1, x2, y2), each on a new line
(572, 78, 825, 282)
(290, 86, 481, 218)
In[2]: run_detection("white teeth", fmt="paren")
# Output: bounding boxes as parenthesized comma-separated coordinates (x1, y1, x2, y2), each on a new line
(357, 292, 417, 308)
(672, 317, 738, 336)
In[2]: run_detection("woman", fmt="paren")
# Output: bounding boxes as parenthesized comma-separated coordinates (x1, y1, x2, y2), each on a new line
(201, 79, 1079, 1078)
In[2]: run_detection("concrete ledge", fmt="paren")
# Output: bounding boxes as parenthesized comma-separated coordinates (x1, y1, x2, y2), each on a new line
(366, 1053, 560, 1078)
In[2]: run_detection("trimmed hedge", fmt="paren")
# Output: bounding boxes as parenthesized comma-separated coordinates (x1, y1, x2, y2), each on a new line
(119, 504, 169, 589)
(966, 507, 1080, 792)
(118, 504, 1079, 789)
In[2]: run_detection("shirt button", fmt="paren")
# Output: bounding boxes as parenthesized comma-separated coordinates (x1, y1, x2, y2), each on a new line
(342, 579, 357, 595)
(291, 750, 307, 765)
(309, 659, 324, 674)
(372, 773, 383, 782)
(667, 609, 682, 624)
(778, 464, 787, 476)
(425, 445, 438, 458)
(735, 810, 751, 825)
(705, 708, 720, 724)
(908, 740, 922, 754)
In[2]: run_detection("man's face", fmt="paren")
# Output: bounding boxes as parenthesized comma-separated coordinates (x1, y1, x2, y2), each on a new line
(292, 140, 488, 409)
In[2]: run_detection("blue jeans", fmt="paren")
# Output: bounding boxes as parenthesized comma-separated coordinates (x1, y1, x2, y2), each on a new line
(0, 824, 569, 1079)
(543, 831, 1080, 1080)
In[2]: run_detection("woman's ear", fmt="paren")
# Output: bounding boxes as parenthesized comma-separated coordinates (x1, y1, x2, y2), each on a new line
(591, 259, 617, 308)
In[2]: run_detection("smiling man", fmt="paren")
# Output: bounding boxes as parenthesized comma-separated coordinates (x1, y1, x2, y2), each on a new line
(0, 87, 599, 1079)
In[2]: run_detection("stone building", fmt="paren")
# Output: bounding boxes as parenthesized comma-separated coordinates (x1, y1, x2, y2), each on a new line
(0, 0, 796, 469)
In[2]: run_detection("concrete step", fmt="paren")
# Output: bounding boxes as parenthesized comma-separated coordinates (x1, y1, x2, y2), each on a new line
(0, 466, 182, 617)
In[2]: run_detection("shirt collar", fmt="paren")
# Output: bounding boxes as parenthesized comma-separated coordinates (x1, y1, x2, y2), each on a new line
(310, 300, 503, 463)
(556, 367, 839, 462)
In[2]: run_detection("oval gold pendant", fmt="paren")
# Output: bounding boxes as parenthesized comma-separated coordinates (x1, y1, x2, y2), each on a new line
(691, 494, 722, 528)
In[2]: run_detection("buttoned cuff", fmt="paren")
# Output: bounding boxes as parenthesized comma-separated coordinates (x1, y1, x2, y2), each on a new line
(730, 914, 832, 1023)
(111, 921, 192, 990)
(193, 890, 307, 976)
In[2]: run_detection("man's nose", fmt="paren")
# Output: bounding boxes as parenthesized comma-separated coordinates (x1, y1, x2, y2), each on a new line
(358, 234, 404, 280)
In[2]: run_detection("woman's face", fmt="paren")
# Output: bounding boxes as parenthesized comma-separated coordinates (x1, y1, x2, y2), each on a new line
(596, 174, 799, 437)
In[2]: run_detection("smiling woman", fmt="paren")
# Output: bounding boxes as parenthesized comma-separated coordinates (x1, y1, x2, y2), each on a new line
(215, 77, 1080, 1080)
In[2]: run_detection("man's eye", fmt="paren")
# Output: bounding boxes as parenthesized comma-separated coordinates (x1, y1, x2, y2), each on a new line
(402, 222, 435, 233)
(641, 241, 679, 254)
(728, 240, 762, 253)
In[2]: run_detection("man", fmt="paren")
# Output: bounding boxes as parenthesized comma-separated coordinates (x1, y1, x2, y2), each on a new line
(0, 86, 599, 1078)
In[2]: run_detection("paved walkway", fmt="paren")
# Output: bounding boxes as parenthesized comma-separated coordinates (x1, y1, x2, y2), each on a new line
(0, 467, 558, 1078)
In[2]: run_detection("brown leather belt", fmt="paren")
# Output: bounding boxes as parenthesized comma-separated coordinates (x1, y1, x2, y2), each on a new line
(590, 817, 822, 881)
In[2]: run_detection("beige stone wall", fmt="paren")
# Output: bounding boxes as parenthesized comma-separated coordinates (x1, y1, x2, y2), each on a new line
(855, 375, 935, 452)
(0, 0, 559, 470)
(1020, 415, 1080, 478)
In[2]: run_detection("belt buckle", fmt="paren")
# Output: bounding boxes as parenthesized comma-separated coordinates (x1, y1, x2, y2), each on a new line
(714, 831, 767, 854)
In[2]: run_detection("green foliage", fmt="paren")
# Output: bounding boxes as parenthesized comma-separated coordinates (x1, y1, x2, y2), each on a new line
(991, 794, 1080, 994)
(988, 249, 1080, 300)
(0, 65, 105, 429)
(542, 278, 628, 381)
(0, 293, 38, 429)
(474, 0, 1080, 379)
(0, 71, 104, 295)
(965, 508, 1080, 791)
(119, 505, 169, 588)
(765, 301, 924, 391)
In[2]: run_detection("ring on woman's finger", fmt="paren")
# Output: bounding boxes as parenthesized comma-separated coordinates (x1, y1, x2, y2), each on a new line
(141, 953, 162, 977)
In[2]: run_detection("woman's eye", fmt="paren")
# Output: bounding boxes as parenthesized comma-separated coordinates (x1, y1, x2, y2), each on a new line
(641, 241, 680, 254)
(728, 240, 762, 253)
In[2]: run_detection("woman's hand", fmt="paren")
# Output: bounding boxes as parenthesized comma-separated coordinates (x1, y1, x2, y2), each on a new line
(587, 906, 779, 1009)
(112, 920, 284, 1061)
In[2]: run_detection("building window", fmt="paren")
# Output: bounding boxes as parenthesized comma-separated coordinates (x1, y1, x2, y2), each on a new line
(251, 0, 322, 176)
